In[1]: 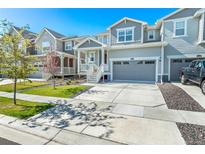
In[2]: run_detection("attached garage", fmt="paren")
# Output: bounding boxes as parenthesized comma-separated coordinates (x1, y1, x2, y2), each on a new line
(170, 58, 197, 81)
(113, 60, 156, 82)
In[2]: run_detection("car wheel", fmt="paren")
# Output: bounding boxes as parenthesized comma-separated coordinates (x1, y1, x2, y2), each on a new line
(181, 75, 187, 85)
(201, 80, 205, 95)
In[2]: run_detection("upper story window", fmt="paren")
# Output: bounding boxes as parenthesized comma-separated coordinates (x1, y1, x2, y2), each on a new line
(147, 30, 155, 41)
(65, 41, 72, 50)
(42, 41, 50, 52)
(117, 27, 134, 43)
(98, 36, 109, 44)
(174, 20, 187, 37)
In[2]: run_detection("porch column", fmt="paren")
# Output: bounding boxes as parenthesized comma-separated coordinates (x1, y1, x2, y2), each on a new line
(101, 48, 104, 72)
(77, 50, 80, 73)
(60, 54, 64, 74)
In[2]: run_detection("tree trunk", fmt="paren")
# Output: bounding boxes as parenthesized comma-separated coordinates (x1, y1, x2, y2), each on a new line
(53, 76, 56, 89)
(13, 77, 17, 105)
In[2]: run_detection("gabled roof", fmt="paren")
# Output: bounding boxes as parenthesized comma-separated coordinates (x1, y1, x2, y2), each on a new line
(157, 8, 186, 21)
(107, 17, 147, 30)
(45, 28, 65, 39)
(194, 8, 205, 18)
(35, 27, 66, 43)
(12, 26, 37, 40)
(73, 37, 106, 50)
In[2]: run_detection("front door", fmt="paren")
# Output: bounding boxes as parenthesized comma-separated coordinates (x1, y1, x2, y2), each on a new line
(88, 51, 96, 64)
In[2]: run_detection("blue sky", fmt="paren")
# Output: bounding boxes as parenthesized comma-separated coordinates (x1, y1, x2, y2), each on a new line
(0, 8, 177, 36)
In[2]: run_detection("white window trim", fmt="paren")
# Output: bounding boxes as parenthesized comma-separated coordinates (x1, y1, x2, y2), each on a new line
(147, 30, 156, 41)
(65, 41, 72, 50)
(173, 19, 187, 38)
(116, 27, 135, 43)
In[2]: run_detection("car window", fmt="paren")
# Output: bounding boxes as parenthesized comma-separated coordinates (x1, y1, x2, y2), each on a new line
(189, 61, 196, 68)
(203, 61, 205, 67)
(195, 61, 202, 69)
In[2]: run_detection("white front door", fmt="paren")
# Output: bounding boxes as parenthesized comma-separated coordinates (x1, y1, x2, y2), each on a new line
(88, 51, 96, 64)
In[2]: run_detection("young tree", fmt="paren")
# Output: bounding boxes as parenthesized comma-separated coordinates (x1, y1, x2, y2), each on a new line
(0, 20, 37, 105)
(43, 51, 59, 89)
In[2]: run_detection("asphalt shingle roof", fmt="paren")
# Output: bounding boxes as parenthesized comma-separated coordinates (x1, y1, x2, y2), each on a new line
(45, 28, 65, 38)
(13, 26, 37, 40)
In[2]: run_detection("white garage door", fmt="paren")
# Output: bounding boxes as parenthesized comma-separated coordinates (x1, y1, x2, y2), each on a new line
(113, 60, 156, 82)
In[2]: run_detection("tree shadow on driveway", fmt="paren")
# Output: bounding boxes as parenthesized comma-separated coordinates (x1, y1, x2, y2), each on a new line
(26, 100, 126, 138)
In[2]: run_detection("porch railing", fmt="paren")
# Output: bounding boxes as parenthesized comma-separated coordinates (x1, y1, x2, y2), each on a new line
(80, 64, 108, 72)
(55, 67, 75, 75)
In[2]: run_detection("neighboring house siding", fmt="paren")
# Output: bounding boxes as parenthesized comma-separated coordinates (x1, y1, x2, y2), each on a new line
(163, 17, 205, 74)
(79, 40, 102, 48)
(36, 31, 55, 52)
(56, 39, 63, 51)
(204, 14, 205, 40)
(143, 29, 161, 42)
(110, 20, 142, 45)
(165, 8, 200, 20)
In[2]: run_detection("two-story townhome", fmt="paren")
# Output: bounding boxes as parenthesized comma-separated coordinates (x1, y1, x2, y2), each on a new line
(74, 8, 205, 83)
(74, 17, 167, 83)
(158, 8, 205, 82)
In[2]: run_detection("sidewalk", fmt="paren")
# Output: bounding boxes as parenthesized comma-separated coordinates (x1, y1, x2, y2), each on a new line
(0, 114, 120, 145)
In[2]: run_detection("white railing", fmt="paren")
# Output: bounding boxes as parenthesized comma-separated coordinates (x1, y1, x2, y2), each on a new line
(96, 64, 104, 83)
(55, 67, 75, 75)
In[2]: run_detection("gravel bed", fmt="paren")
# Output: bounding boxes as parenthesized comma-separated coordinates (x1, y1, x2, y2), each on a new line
(177, 123, 205, 145)
(157, 83, 205, 112)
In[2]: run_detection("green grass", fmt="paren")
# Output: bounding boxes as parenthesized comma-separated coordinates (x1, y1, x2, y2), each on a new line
(22, 85, 89, 98)
(0, 96, 55, 119)
(0, 81, 48, 92)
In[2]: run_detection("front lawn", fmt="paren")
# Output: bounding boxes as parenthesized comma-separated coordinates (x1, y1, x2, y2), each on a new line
(0, 96, 54, 119)
(22, 85, 89, 98)
(0, 81, 48, 92)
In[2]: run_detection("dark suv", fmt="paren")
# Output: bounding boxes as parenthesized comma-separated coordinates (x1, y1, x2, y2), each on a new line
(180, 59, 205, 95)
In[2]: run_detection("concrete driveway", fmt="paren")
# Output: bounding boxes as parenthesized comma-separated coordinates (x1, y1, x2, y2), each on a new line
(75, 82, 167, 108)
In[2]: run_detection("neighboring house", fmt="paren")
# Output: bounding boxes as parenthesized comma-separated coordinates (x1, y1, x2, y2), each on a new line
(74, 8, 205, 83)
(11, 26, 37, 55)
(32, 28, 79, 78)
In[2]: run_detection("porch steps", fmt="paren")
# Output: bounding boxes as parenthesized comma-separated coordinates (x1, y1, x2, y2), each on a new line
(87, 74, 98, 83)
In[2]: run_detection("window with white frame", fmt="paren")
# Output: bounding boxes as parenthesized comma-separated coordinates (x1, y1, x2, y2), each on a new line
(174, 20, 186, 37)
(98, 36, 108, 44)
(65, 41, 72, 50)
(117, 27, 134, 43)
(147, 30, 155, 40)
(42, 41, 50, 52)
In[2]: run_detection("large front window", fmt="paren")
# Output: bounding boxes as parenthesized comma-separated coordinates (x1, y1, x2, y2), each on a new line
(117, 27, 134, 43)
(174, 20, 186, 37)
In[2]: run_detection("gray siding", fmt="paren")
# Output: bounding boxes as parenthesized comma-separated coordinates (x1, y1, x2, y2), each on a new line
(78, 40, 102, 48)
(110, 20, 142, 45)
(143, 29, 161, 43)
(163, 17, 205, 74)
(204, 14, 205, 40)
(36, 31, 56, 52)
(165, 8, 200, 20)
(56, 39, 63, 51)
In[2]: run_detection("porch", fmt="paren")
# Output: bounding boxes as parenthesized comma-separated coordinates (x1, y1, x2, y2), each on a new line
(74, 38, 110, 83)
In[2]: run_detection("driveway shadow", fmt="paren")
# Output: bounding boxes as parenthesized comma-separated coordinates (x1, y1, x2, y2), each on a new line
(26, 100, 125, 137)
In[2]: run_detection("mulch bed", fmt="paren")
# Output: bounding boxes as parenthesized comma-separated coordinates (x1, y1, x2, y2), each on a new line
(157, 83, 205, 112)
(177, 123, 205, 145)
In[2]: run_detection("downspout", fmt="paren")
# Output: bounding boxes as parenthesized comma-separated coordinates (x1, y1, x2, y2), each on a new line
(161, 21, 165, 84)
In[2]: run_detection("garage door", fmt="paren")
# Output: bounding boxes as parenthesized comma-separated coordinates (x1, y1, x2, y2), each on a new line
(170, 58, 196, 81)
(113, 60, 156, 81)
